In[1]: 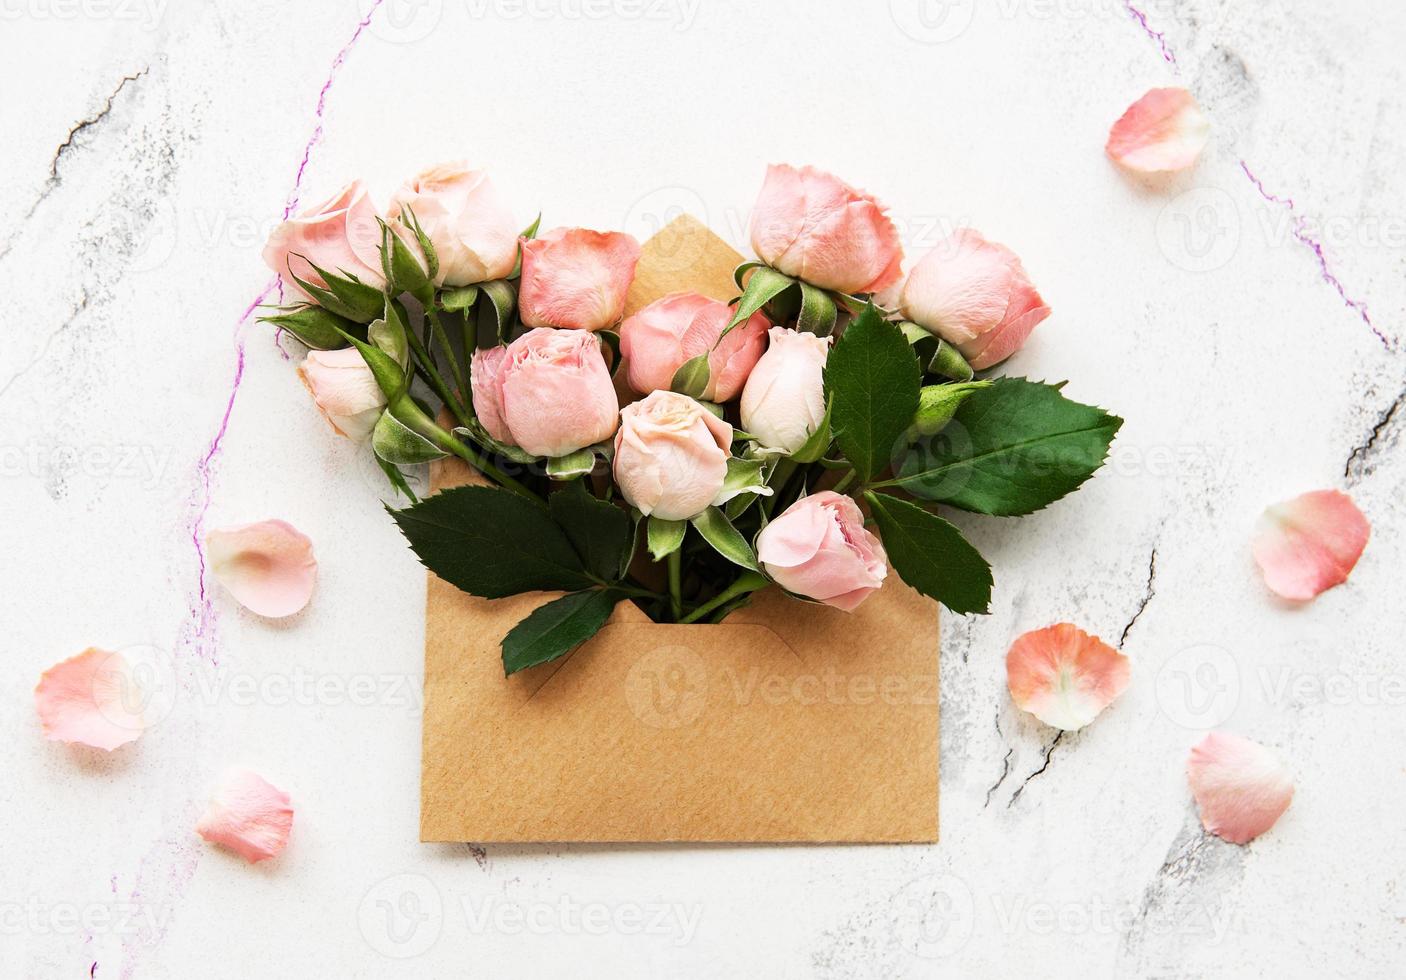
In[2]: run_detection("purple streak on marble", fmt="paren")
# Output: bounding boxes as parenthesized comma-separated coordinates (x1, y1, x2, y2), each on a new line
(91, 963, 97, 978)
(280, 0, 385, 220)
(1240, 160, 1391, 350)
(1121, 0, 1179, 70)
(114, 11, 388, 976)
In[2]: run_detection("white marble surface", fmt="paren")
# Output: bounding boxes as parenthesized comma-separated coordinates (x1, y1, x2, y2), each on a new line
(3, 0, 1404, 976)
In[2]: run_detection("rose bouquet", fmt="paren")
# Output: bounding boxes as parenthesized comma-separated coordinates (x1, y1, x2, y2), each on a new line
(261, 163, 1121, 675)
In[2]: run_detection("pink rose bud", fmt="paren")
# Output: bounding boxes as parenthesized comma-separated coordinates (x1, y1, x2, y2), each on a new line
(518, 227, 641, 331)
(756, 491, 888, 611)
(619, 292, 769, 400)
(387, 162, 520, 286)
(470, 328, 619, 457)
(899, 228, 1051, 370)
(262, 180, 386, 298)
(739, 327, 830, 455)
(298, 346, 388, 441)
(749, 163, 903, 295)
(613, 390, 733, 520)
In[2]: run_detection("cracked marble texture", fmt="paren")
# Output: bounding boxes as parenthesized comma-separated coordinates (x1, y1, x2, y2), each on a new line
(2, 1, 1404, 976)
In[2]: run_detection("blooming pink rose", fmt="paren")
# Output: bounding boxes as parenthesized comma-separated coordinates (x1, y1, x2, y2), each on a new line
(387, 162, 519, 286)
(470, 328, 618, 457)
(262, 180, 386, 299)
(899, 228, 1050, 370)
(739, 327, 830, 454)
(613, 390, 733, 520)
(749, 163, 903, 295)
(619, 292, 769, 400)
(298, 346, 387, 441)
(756, 491, 887, 611)
(517, 228, 641, 331)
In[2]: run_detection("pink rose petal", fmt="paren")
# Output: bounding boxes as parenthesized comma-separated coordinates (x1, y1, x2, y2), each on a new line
(34, 648, 146, 751)
(1187, 732, 1293, 844)
(1106, 87, 1210, 173)
(196, 768, 295, 864)
(206, 519, 318, 618)
(1251, 490, 1369, 600)
(1006, 623, 1130, 731)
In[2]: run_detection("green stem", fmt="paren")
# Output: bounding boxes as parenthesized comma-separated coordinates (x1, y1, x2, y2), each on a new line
(831, 468, 857, 494)
(761, 457, 797, 518)
(678, 570, 768, 624)
(435, 428, 542, 504)
(426, 305, 468, 404)
(405, 325, 472, 430)
(667, 550, 683, 621)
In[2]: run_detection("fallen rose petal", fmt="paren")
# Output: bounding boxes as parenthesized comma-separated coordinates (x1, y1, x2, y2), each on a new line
(206, 519, 317, 618)
(34, 648, 145, 751)
(1106, 87, 1210, 173)
(1251, 489, 1369, 600)
(1006, 623, 1130, 730)
(196, 768, 294, 863)
(1187, 731, 1293, 844)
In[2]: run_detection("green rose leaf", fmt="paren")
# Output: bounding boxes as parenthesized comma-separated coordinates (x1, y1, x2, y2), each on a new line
(894, 377, 1123, 516)
(670, 352, 711, 399)
(390, 485, 594, 598)
(440, 285, 480, 313)
(823, 303, 921, 482)
(865, 492, 992, 615)
(476, 279, 517, 346)
(548, 481, 634, 582)
(501, 588, 623, 676)
(796, 281, 837, 336)
(690, 506, 759, 570)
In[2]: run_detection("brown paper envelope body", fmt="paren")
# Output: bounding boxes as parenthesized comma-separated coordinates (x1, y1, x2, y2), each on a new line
(421, 216, 939, 843)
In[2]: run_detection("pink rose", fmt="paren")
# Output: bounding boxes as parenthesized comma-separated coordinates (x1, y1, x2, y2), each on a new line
(263, 180, 386, 298)
(613, 391, 733, 520)
(749, 163, 903, 295)
(298, 346, 387, 441)
(899, 229, 1051, 370)
(619, 292, 769, 400)
(756, 491, 888, 611)
(469, 328, 618, 457)
(739, 327, 830, 454)
(518, 228, 641, 331)
(387, 163, 519, 286)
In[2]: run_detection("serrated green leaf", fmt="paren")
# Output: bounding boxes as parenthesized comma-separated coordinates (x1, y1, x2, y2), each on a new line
(501, 588, 621, 675)
(690, 506, 758, 570)
(823, 304, 921, 482)
(894, 378, 1123, 516)
(865, 492, 992, 615)
(647, 516, 687, 560)
(732, 260, 766, 289)
(797, 281, 837, 336)
(390, 485, 593, 598)
(548, 481, 633, 581)
(722, 266, 794, 337)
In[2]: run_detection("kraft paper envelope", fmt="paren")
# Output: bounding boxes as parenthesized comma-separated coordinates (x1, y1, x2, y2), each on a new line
(420, 216, 939, 843)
